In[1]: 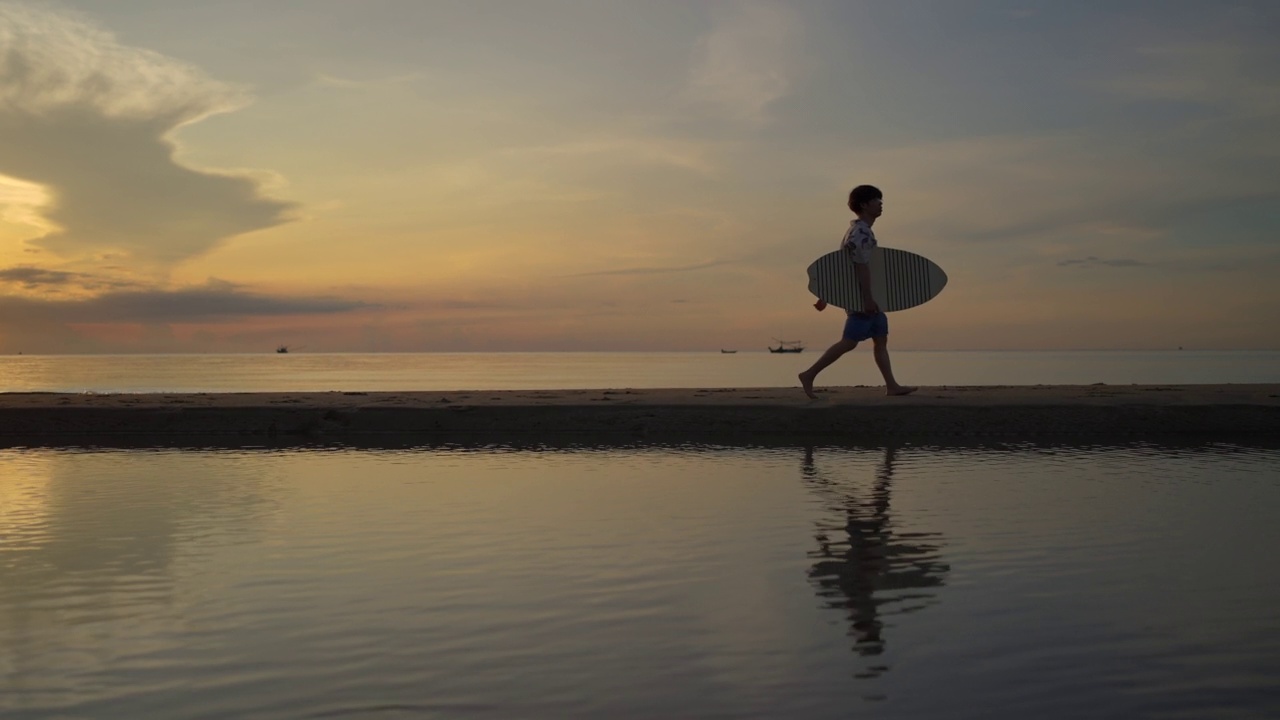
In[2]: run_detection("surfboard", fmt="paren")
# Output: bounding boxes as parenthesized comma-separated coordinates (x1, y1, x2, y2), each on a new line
(807, 246, 947, 313)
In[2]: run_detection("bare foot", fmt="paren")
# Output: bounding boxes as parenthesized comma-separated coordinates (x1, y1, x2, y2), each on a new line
(887, 386, 917, 397)
(798, 372, 819, 400)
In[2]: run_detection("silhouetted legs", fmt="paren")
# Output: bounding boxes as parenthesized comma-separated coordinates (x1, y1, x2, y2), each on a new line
(798, 335, 916, 398)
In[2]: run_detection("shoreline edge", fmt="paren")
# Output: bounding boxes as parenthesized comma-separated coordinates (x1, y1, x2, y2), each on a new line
(2, 385, 1278, 443)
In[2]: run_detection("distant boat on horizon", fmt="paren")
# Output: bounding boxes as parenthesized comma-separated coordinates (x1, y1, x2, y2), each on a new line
(720, 349, 737, 354)
(276, 345, 289, 354)
(769, 340, 804, 354)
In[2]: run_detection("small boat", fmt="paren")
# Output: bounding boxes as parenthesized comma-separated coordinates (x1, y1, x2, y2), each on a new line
(276, 345, 289, 354)
(768, 340, 804, 353)
(720, 349, 738, 354)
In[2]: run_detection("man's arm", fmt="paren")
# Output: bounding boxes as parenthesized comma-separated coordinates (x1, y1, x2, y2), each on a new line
(854, 261, 880, 315)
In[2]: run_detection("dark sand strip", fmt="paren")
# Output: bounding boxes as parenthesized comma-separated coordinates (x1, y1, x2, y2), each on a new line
(1, 385, 1278, 444)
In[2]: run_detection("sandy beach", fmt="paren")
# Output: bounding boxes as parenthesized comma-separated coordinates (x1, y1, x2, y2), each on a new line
(1, 384, 1278, 443)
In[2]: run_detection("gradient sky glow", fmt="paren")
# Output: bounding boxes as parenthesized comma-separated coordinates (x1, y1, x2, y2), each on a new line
(2, 0, 1278, 353)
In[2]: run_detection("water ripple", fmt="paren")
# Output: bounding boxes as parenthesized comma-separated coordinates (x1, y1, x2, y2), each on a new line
(2, 442, 1277, 719)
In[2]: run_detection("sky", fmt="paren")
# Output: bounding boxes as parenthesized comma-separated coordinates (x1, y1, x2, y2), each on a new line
(1, 0, 1278, 353)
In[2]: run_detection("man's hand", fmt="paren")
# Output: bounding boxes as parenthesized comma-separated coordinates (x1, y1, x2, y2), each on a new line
(813, 299, 827, 311)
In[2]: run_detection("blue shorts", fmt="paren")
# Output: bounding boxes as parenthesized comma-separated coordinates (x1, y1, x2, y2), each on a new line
(842, 312, 888, 342)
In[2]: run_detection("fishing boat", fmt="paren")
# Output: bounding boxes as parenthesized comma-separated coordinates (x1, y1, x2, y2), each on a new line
(768, 340, 804, 353)
(720, 349, 738, 354)
(276, 345, 289, 354)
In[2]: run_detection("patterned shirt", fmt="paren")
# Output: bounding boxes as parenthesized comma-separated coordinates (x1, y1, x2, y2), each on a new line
(840, 218, 876, 264)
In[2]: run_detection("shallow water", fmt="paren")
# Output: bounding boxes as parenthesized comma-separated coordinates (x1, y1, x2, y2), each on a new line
(2, 441, 1278, 719)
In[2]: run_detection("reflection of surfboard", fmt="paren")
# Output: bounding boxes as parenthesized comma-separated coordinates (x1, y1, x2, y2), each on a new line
(807, 246, 947, 313)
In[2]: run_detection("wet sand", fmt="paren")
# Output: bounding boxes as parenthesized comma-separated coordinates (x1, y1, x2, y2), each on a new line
(1, 385, 1278, 443)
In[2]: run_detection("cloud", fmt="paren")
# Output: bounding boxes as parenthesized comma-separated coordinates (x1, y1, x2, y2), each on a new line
(0, 262, 371, 324)
(1057, 256, 1148, 268)
(822, 122, 1280, 263)
(0, 265, 139, 291)
(1109, 42, 1280, 116)
(0, 172, 50, 230)
(568, 260, 727, 277)
(687, 1, 802, 125)
(502, 135, 717, 174)
(312, 72, 423, 90)
(0, 3, 296, 265)
(0, 281, 370, 324)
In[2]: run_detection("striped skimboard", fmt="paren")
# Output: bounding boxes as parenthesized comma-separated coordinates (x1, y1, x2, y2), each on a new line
(806, 246, 947, 313)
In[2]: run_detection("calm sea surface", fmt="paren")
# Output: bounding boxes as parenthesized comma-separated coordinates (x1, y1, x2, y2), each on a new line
(1, 351, 1278, 393)
(1, 441, 1278, 719)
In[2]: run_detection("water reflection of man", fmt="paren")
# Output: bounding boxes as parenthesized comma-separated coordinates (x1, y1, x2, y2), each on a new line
(803, 445, 949, 680)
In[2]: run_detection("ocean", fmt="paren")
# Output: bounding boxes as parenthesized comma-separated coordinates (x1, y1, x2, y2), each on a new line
(1, 350, 1278, 394)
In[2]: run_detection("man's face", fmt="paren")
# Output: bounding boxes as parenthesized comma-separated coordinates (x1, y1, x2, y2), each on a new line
(864, 197, 883, 218)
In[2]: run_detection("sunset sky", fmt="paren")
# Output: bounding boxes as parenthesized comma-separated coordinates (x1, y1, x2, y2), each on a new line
(2, 0, 1278, 353)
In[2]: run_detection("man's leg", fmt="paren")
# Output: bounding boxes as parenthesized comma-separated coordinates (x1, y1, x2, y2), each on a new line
(871, 335, 916, 396)
(799, 338, 859, 399)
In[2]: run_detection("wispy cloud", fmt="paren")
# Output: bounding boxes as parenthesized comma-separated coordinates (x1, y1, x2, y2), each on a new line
(0, 265, 140, 291)
(312, 71, 423, 90)
(686, 1, 802, 125)
(0, 3, 296, 266)
(568, 260, 727, 277)
(0, 172, 50, 231)
(502, 135, 717, 174)
(825, 124, 1280, 260)
(1057, 256, 1148, 268)
(1109, 42, 1280, 115)
(0, 278, 373, 353)
(0, 281, 371, 323)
